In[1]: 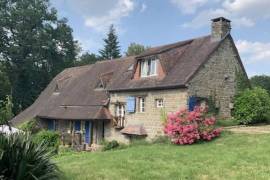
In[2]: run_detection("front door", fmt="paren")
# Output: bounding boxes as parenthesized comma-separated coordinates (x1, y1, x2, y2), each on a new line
(85, 121, 92, 144)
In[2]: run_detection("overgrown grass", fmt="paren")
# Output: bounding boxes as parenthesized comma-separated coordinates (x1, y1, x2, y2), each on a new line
(55, 132, 270, 180)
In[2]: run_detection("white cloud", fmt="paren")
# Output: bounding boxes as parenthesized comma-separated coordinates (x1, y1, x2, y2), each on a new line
(236, 40, 270, 64)
(140, 3, 147, 13)
(85, 0, 135, 32)
(170, 0, 208, 14)
(183, 0, 270, 28)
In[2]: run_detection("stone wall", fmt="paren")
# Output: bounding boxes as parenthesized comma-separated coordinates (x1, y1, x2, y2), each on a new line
(105, 89, 188, 143)
(188, 36, 248, 118)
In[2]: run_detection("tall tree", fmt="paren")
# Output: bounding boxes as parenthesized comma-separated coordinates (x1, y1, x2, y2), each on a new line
(250, 75, 270, 94)
(125, 43, 149, 56)
(99, 25, 121, 60)
(0, 0, 78, 114)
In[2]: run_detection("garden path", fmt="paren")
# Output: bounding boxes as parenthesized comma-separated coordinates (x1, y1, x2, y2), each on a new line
(225, 125, 270, 134)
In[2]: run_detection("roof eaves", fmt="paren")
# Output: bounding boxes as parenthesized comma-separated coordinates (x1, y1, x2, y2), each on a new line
(107, 84, 187, 92)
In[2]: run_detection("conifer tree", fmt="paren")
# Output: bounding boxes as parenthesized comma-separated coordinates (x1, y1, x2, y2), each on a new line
(99, 25, 121, 60)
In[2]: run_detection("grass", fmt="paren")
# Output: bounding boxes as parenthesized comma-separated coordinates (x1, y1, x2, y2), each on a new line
(216, 118, 239, 127)
(55, 132, 270, 180)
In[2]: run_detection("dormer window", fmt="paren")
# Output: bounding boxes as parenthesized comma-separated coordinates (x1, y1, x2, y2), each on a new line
(140, 57, 158, 77)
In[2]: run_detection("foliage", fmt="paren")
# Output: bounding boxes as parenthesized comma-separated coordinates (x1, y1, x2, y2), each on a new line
(0, 133, 59, 179)
(0, 64, 11, 102)
(250, 75, 270, 94)
(233, 87, 270, 124)
(99, 25, 121, 60)
(236, 70, 250, 94)
(0, 95, 13, 125)
(0, 0, 78, 114)
(33, 130, 60, 153)
(160, 107, 168, 125)
(75, 52, 100, 66)
(164, 106, 222, 145)
(125, 43, 149, 56)
(102, 140, 119, 151)
(19, 119, 40, 134)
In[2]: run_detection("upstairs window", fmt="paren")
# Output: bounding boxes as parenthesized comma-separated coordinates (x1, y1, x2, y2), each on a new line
(140, 57, 158, 77)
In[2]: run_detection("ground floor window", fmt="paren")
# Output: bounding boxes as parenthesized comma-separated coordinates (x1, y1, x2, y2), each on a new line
(48, 119, 56, 131)
(74, 121, 81, 132)
(156, 99, 164, 108)
(138, 97, 145, 112)
(114, 103, 125, 128)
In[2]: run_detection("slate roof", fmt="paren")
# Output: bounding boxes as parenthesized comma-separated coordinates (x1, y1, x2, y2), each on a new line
(106, 35, 222, 91)
(11, 34, 233, 125)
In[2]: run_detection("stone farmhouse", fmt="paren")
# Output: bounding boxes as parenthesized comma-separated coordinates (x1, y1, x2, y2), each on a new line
(11, 17, 249, 147)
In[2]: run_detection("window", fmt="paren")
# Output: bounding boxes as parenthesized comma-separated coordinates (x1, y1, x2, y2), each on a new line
(48, 119, 55, 131)
(138, 97, 145, 112)
(156, 99, 164, 108)
(126, 96, 136, 113)
(140, 57, 158, 77)
(115, 104, 125, 117)
(115, 104, 125, 128)
(74, 121, 81, 132)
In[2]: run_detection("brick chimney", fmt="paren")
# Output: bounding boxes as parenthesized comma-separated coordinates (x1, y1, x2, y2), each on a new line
(211, 17, 231, 41)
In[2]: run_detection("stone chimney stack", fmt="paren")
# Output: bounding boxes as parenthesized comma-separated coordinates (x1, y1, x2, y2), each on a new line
(211, 17, 231, 41)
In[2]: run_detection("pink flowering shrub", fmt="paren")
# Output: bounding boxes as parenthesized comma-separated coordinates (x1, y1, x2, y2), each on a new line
(164, 106, 222, 145)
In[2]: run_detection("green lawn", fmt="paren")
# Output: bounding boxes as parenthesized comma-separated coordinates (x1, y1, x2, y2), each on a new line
(55, 132, 270, 180)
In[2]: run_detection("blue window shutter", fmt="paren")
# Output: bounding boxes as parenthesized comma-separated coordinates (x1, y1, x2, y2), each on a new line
(188, 96, 197, 111)
(48, 119, 54, 131)
(126, 96, 136, 113)
(75, 121, 81, 131)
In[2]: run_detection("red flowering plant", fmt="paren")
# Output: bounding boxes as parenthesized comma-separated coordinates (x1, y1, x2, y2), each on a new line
(164, 106, 222, 145)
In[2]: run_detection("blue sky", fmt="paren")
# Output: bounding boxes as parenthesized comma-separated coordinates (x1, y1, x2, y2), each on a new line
(50, 0, 270, 77)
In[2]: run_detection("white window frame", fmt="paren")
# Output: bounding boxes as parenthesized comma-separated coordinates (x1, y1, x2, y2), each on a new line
(156, 99, 164, 108)
(138, 97, 145, 112)
(140, 57, 158, 77)
(116, 104, 125, 117)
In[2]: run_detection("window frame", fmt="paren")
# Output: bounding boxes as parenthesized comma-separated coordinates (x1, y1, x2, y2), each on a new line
(138, 97, 145, 112)
(115, 104, 125, 117)
(156, 99, 164, 108)
(140, 57, 158, 77)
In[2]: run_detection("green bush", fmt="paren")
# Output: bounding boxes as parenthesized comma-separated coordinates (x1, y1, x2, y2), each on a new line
(19, 119, 40, 134)
(33, 130, 60, 153)
(233, 87, 270, 124)
(0, 133, 59, 179)
(102, 140, 119, 151)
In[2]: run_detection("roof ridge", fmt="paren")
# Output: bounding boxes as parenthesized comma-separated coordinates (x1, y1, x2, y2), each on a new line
(136, 35, 210, 58)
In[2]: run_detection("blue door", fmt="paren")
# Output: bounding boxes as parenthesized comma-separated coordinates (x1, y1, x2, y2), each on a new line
(85, 121, 92, 144)
(188, 96, 197, 111)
